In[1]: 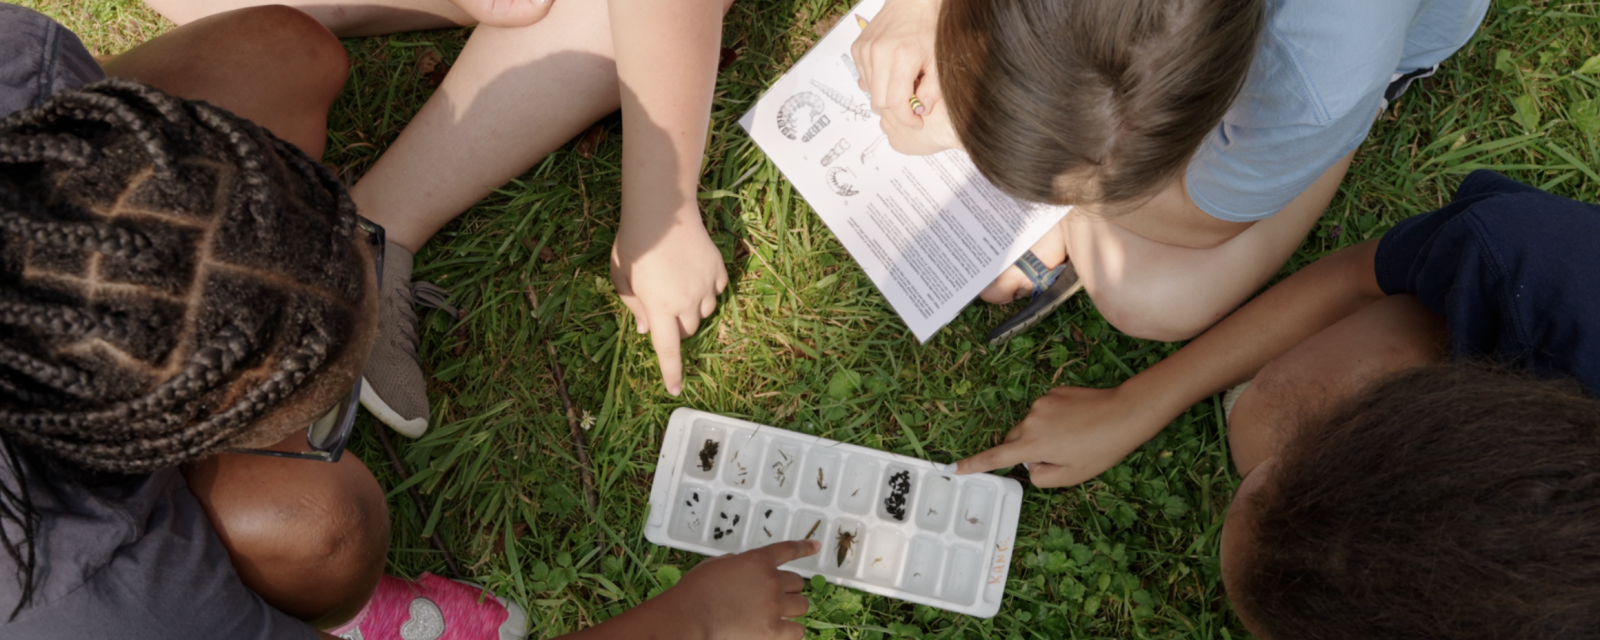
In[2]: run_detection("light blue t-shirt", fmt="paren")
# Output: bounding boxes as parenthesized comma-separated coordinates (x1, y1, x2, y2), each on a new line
(1186, 0, 1492, 222)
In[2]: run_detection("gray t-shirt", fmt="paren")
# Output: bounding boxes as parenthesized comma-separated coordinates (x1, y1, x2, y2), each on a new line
(0, 5, 317, 639)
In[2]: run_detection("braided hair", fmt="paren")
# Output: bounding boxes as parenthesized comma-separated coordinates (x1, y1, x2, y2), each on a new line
(0, 79, 377, 617)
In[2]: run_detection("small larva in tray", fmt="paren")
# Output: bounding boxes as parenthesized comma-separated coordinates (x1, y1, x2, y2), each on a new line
(645, 408, 1023, 618)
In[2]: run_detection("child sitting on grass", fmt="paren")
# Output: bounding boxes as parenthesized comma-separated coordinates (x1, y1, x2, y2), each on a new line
(963, 169, 1600, 636)
(0, 9, 817, 636)
(852, 0, 1490, 342)
(144, 0, 741, 438)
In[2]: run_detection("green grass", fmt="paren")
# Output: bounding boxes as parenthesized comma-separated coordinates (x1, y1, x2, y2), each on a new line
(23, 0, 1600, 638)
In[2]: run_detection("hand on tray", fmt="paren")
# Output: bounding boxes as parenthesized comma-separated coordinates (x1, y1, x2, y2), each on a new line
(955, 385, 1166, 488)
(663, 540, 820, 640)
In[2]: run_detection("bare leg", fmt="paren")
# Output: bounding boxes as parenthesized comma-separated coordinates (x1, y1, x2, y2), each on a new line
(184, 436, 391, 628)
(144, 0, 473, 37)
(1227, 294, 1447, 477)
(1068, 152, 1356, 342)
(349, 0, 625, 251)
(100, 6, 350, 160)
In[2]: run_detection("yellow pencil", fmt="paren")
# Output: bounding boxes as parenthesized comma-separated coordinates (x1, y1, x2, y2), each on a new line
(855, 14, 869, 29)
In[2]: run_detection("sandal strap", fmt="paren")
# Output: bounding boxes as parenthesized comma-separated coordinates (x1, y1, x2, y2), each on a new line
(1015, 250, 1067, 298)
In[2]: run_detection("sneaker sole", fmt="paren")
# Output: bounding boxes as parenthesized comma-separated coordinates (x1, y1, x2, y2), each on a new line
(986, 276, 1085, 345)
(449, 579, 529, 640)
(360, 376, 428, 438)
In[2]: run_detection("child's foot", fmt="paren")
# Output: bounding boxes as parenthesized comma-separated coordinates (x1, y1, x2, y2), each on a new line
(361, 241, 457, 438)
(981, 216, 1069, 304)
(333, 573, 528, 640)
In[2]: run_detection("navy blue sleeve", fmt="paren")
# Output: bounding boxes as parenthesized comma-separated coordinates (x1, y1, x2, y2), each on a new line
(1374, 170, 1600, 393)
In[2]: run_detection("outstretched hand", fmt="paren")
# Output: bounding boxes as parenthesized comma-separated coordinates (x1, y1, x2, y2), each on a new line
(610, 212, 729, 396)
(449, 0, 555, 27)
(957, 385, 1171, 488)
(661, 540, 820, 640)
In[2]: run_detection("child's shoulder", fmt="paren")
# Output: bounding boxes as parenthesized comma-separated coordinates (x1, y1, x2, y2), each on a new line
(1250, 0, 1487, 122)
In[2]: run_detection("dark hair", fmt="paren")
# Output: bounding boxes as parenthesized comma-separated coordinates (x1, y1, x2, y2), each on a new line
(1234, 364, 1600, 640)
(936, 0, 1265, 206)
(0, 79, 375, 617)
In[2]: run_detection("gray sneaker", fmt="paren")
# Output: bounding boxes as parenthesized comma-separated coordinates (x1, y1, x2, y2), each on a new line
(360, 242, 458, 438)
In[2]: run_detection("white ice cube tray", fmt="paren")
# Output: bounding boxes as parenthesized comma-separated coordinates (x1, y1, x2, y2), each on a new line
(644, 408, 1023, 618)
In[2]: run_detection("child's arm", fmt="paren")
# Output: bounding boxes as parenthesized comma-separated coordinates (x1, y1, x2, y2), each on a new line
(958, 239, 1386, 487)
(608, 0, 731, 396)
(561, 541, 819, 640)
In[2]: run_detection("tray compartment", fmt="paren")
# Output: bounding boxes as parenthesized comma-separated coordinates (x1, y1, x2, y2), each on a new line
(861, 526, 905, 586)
(798, 448, 842, 507)
(722, 433, 767, 488)
(789, 509, 830, 569)
(710, 492, 752, 552)
(914, 471, 956, 533)
(877, 464, 916, 523)
(760, 440, 802, 498)
(836, 456, 880, 515)
(941, 544, 983, 606)
(670, 483, 713, 543)
(747, 501, 790, 550)
(821, 517, 867, 578)
(954, 482, 997, 541)
(901, 535, 944, 596)
(685, 421, 727, 481)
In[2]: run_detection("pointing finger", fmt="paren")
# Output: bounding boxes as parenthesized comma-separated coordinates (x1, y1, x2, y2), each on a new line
(956, 439, 1037, 475)
(649, 312, 684, 396)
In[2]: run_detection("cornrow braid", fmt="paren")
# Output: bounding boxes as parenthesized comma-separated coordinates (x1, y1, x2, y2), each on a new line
(0, 79, 375, 617)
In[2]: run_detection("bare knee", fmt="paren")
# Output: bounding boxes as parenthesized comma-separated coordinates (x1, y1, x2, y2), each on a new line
(185, 448, 389, 624)
(231, 6, 351, 98)
(1090, 285, 1223, 343)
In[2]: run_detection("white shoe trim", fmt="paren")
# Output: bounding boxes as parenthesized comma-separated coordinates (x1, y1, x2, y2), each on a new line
(446, 579, 529, 640)
(361, 376, 428, 438)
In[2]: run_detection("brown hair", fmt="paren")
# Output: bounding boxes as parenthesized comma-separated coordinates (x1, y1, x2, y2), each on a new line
(936, 0, 1265, 206)
(1234, 364, 1600, 640)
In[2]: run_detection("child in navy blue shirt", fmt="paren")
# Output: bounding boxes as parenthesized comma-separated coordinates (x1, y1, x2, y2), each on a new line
(960, 170, 1600, 637)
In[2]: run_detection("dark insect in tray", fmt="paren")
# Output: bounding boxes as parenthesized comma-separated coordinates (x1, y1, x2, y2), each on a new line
(883, 470, 911, 521)
(816, 468, 829, 490)
(964, 509, 981, 525)
(834, 528, 856, 568)
(804, 519, 822, 540)
(697, 439, 720, 472)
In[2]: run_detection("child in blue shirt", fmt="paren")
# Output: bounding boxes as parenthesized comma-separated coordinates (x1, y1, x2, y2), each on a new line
(853, 0, 1490, 342)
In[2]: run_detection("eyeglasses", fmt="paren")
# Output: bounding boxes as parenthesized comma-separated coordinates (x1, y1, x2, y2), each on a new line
(234, 216, 385, 463)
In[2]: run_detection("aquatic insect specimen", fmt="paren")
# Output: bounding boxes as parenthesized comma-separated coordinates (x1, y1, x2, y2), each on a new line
(771, 450, 794, 487)
(698, 439, 720, 472)
(834, 528, 856, 568)
(817, 468, 829, 490)
(964, 509, 981, 526)
(804, 519, 822, 541)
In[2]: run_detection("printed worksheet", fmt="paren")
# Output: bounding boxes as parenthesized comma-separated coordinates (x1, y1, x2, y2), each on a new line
(739, 0, 1071, 342)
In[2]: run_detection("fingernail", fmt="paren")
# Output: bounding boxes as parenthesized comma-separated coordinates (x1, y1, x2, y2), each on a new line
(914, 106, 925, 116)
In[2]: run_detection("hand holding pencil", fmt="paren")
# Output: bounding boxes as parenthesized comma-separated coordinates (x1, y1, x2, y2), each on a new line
(849, 0, 943, 130)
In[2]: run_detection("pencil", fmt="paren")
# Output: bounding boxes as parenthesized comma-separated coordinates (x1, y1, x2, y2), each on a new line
(855, 14, 869, 29)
